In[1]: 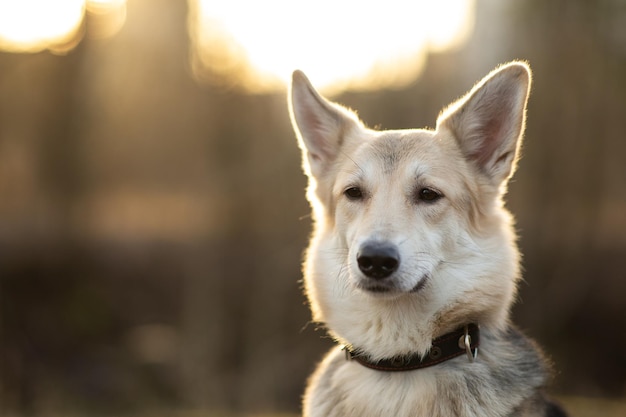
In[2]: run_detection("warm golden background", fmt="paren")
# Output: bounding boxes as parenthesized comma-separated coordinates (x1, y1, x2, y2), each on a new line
(0, 0, 625, 416)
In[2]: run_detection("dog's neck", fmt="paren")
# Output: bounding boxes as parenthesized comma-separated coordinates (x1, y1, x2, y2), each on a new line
(342, 323, 479, 372)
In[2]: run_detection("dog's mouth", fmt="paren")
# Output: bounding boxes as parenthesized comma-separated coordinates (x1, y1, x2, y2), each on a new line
(357, 275, 428, 295)
(361, 284, 393, 294)
(410, 276, 429, 293)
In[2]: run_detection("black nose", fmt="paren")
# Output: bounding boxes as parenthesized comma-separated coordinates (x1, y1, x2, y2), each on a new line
(357, 242, 400, 279)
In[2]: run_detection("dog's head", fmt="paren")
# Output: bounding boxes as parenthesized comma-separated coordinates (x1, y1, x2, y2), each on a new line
(289, 63, 531, 355)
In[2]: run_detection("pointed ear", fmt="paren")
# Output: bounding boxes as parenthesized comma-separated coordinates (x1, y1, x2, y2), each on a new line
(436, 62, 531, 186)
(288, 70, 362, 179)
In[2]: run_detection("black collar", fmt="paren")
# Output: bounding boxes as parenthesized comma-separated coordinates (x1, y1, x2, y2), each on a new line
(343, 324, 479, 372)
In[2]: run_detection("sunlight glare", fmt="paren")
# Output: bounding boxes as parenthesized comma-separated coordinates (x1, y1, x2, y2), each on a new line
(0, 0, 84, 53)
(191, 0, 475, 92)
(0, 0, 126, 53)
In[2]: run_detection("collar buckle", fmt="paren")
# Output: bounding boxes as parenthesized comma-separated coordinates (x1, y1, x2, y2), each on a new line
(459, 324, 478, 362)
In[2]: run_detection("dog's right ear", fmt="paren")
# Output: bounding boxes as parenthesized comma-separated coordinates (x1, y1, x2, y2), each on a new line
(436, 62, 531, 187)
(289, 71, 362, 179)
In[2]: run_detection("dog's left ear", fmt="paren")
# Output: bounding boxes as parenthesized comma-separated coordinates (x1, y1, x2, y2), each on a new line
(436, 62, 531, 186)
(289, 71, 363, 179)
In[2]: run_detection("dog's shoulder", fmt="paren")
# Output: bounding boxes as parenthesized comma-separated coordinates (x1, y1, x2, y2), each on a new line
(483, 326, 569, 416)
(481, 324, 550, 375)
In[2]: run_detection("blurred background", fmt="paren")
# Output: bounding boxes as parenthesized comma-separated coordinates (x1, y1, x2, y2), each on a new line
(0, 0, 625, 416)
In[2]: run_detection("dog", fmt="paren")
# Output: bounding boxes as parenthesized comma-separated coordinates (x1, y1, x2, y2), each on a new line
(288, 62, 568, 417)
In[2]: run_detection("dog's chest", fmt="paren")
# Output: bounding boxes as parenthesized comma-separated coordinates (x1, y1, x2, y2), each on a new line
(306, 349, 440, 417)
(340, 364, 437, 415)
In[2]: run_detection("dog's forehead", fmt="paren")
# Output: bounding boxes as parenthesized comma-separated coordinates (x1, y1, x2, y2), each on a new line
(358, 129, 442, 175)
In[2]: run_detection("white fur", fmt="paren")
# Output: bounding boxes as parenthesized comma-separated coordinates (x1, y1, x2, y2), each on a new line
(289, 62, 548, 417)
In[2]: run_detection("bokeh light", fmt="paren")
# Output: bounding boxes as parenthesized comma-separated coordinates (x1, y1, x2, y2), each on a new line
(0, 0, 126, 53)
(190, 0, 475, 92)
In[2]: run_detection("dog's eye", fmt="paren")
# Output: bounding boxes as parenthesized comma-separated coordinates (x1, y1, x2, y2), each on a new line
(344, 186, 364, 200)
(417, 187, 442, 203)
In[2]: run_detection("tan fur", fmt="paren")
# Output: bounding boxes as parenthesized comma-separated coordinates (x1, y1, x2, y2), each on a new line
(289, 62, 566, 417)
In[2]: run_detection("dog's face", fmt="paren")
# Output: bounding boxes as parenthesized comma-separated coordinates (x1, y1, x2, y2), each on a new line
(289, 63, 531, 355)
(329, 129, 480, 296)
